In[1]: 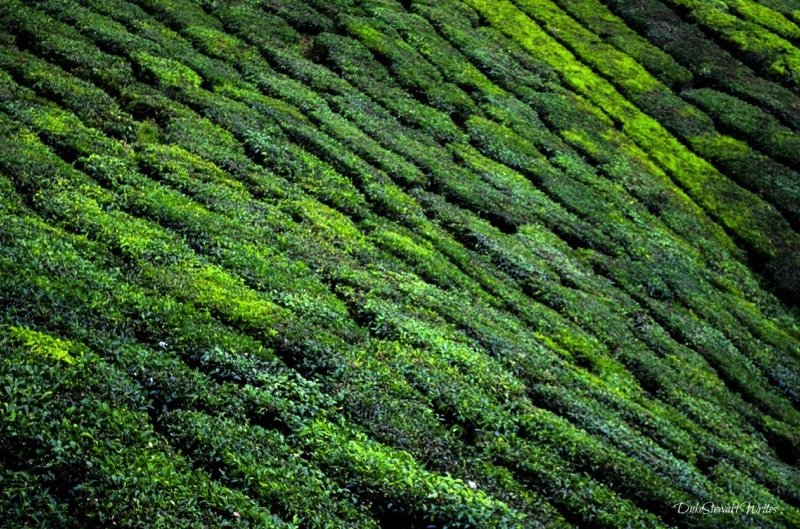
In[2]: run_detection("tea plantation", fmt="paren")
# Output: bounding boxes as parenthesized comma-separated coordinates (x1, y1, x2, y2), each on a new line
(1, 0, 799, 527)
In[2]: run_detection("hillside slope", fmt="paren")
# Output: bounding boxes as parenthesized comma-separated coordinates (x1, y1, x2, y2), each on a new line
(1, 0, 799, 527)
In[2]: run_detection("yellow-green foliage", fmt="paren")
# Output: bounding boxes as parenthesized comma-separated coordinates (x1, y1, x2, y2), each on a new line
(724, 0, 800, 40)
(665, 0, 800, 83)
(133, 51, 202, 89)
(7, 326, 77, 364)
(465, 0, 795, 259)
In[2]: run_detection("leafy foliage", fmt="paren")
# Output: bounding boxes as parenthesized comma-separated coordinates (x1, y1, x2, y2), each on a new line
(1, 0, 799, 528)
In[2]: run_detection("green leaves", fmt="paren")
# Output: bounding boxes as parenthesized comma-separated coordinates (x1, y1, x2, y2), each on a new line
(133, 52, 203, 90)
(0, 0, 799, 527)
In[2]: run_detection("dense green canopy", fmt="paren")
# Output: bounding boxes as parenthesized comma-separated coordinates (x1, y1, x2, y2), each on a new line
(1, 0, 799, 527)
